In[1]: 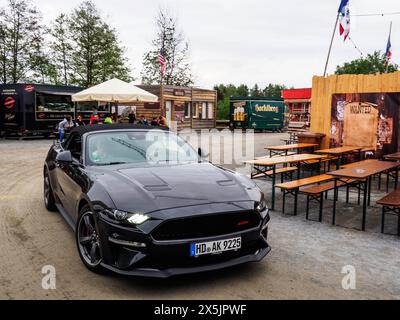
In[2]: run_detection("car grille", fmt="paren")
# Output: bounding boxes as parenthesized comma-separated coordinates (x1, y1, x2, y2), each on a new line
(152, 210, 261, 241)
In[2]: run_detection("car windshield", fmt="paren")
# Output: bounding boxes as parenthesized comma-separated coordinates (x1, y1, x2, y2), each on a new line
(86, 130, 199, 166)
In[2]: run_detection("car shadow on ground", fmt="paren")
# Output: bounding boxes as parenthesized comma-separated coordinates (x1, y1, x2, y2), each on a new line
(106, 262, 267, 293)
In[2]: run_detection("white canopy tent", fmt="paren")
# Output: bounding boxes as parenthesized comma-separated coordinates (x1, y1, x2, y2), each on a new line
(71, 78, 158, 103)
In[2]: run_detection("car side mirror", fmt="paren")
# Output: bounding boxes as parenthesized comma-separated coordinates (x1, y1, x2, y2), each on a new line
(198, 147, 210, 159)
(56, 150, 73, 163)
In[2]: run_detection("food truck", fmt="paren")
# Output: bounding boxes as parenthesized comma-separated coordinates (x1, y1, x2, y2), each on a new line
(0, 84, 111, 137)
(229, 96, 285, 131)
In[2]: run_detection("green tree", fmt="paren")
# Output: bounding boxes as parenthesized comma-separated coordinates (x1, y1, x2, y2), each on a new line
(236, 84, 249, 97)
(335, 50, 398, 75)
(68, 1, 132, 87)
(262, 83, 287, 98)
(95, 23, 132, 83)
(0, 0, 44, 83)
(214, 84, 249, 120)
(141, 9, 193, 86)
(28, 28, 58, 84)
(50, 14, 73, 85)
(250, 83, 261, 96)
(0, 8, 8, 83)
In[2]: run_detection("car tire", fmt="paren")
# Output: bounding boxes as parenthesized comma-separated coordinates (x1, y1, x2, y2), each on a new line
(76, 205, 106, 274)
(44, 169, 57, 212)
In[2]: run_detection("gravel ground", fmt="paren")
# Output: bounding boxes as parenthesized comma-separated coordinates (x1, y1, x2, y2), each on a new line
(0, 133, 399, 299)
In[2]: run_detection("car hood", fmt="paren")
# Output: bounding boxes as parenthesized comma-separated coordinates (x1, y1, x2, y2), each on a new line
(91, 162, 257, 213)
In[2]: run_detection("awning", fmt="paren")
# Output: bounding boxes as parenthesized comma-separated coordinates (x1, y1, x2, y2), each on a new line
(36, 90, 75, 96)
(71, 78, 158, 103)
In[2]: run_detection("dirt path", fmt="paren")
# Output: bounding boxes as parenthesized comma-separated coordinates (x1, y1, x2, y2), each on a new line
(0, 137, 399, 299)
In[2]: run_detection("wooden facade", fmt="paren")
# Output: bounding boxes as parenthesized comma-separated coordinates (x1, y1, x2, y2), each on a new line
(136, 85, 217, 131)
(310, 72, 400, 148)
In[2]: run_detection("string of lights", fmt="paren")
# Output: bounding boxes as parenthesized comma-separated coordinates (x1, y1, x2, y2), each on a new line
(348, 36, 364, 56)
(351, 12, 400, 17)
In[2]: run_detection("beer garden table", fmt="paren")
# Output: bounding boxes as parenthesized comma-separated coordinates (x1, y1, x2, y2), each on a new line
(328, 160, 400, 231)
(244, 153, 327, 210)
(384, 152, 400, 161)
(315, 146, 364, 169)
(265, 143, 318, 157)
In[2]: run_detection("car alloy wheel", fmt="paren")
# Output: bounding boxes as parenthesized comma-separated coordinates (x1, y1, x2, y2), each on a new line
(77, 210, 102, 268)
(43, 170, 56, 211)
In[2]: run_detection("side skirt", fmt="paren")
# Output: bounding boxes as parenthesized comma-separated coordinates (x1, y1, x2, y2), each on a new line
(55, 203, 76, 232)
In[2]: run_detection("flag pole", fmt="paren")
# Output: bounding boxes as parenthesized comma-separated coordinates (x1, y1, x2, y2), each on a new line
(323, 14, 340, 77)
(385, 21, 392, 73)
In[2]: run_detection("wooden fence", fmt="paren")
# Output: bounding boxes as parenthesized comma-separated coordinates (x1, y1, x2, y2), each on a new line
(310, 71, 400, 148)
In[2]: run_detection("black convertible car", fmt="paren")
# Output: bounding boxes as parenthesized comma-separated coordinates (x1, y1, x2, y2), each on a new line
(43, 124, 270, 277)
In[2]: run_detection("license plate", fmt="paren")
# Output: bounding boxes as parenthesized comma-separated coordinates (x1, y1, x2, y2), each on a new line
(190, 237, 241, 257)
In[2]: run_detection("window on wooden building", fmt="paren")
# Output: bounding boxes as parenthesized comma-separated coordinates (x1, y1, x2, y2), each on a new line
(207, 102, 214, 119)
(184, 102, 191, 118)
(193, 103, 199, 118)
(201, 102, 207, 119)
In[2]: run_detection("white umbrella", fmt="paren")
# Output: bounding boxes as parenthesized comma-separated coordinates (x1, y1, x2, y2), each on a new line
(71, 78, 158, 103)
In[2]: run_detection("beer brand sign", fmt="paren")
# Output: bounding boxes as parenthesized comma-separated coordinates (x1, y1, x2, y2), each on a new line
(254, 104, 279, 113)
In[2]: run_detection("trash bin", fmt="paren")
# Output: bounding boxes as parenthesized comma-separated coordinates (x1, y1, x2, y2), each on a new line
(297, 132, 326, 148)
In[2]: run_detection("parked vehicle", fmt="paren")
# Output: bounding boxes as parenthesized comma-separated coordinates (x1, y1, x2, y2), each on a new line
(0, 84, 112, 138)
(43, 124, 270, 277)
(229, 96, 285, 131)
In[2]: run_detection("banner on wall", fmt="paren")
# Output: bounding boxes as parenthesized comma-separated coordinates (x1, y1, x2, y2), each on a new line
(331, 93, 400, 156)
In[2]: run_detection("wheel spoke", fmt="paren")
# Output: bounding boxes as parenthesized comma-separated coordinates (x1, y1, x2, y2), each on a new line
(80, 236, 92, 245)
(90, 242, 98, 264)
(83, 215, 94, 233)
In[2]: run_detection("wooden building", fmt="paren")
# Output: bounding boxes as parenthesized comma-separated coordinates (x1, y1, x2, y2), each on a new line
(311, 72, 400, 149)
(282, 88, 312, 125)
(135, 85, 217, 131)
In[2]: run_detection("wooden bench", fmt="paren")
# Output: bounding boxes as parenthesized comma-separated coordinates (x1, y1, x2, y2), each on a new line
(249, 166, 297, 182)
(303, 156, 339, 173)
(377, 189, 400, 235)
(275, 174, 333, 215)
(300, 179, 361, 222)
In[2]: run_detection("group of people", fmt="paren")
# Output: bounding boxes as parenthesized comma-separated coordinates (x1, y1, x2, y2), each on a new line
(128, 110, 168, 127)
(57, 107, 169, 143)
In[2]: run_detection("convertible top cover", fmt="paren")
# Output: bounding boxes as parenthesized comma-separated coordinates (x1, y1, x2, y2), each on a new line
(70, 124, 169, 136)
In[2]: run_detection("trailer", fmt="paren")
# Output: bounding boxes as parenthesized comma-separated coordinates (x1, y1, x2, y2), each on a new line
(229, 96, 285, 131)
(0, 84, 111, 138)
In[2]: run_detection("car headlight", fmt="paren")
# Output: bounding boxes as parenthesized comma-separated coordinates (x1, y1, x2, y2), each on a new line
(104, 209, 150, 225)
(256, 193, 267, 213)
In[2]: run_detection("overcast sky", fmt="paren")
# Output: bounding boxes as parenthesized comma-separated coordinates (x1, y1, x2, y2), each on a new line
(1, 0, 399, 89)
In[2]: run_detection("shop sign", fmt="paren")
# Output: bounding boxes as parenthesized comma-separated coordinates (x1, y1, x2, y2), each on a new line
(25, 85, 35, 92)
(4, 96, 15, 109)
(144, 102, 160, 109)
(173, 89, 186, 96)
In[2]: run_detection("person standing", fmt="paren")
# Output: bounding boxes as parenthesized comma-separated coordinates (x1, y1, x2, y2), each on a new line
(128, 109, 136, 124)
(104, 116, 113, 124)
(58, 115, 74, 143)
(76, 114, 85, 126)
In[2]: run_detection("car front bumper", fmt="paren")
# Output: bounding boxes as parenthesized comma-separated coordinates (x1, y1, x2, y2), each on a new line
(96, 211, 271, 278)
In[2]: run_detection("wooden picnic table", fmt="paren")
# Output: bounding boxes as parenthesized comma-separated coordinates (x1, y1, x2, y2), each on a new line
(315, 146, 364, 169)
(328, 159, 400, 231)
(384, 152, 400, 161)
(265, 143, 318, 157)
(244, 153, 327, 210)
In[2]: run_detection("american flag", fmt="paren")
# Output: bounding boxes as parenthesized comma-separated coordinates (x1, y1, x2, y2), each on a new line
(385, 24, 392, 68)
(159, 48, 166, 78)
